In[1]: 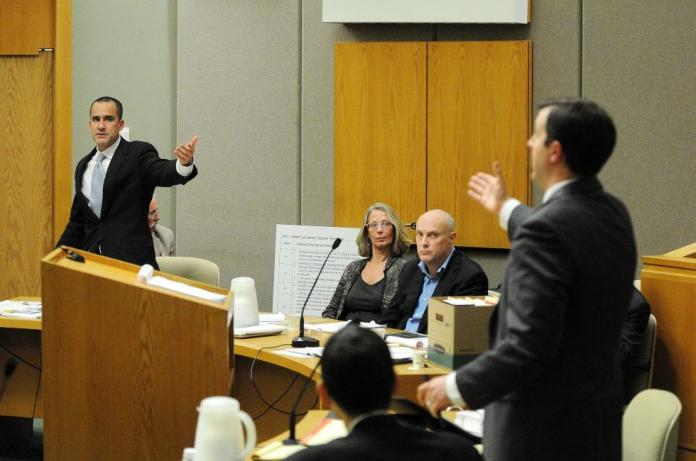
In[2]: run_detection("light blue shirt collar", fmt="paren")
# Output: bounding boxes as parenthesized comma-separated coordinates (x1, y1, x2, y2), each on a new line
(418, 246, 455, 280)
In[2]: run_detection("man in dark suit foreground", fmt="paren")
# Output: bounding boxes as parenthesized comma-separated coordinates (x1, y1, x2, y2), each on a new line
(418, 99, 637, 461)
(395, 209, 488, 333)
(287, 324, 481, 461)
(57, 96, 198, 268)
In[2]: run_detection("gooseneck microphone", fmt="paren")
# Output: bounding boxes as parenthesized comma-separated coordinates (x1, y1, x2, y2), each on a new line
(283, 359, 321, 446)
(292, 238, 342, 348)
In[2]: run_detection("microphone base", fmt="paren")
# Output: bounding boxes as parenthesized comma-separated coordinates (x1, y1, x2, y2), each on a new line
(283, 438, 300, 446)
(292, 335, 320, 348)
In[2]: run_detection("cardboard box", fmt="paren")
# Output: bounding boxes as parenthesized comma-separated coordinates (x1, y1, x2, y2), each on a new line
(427, 296, 497, 369)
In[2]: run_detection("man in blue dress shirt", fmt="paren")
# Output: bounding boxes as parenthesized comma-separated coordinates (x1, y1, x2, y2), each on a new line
(395, 209, 488, 333)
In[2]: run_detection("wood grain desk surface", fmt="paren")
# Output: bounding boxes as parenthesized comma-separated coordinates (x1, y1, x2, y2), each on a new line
(0, 297, 41, 330)
(234, 317, 450, 380)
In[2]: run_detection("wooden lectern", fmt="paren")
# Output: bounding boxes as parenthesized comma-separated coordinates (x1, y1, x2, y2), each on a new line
(641, 242, 696, 458)
(41, 248, 232, 460)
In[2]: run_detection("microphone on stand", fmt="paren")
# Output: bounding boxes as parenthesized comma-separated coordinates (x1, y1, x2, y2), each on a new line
(283, 359, 321, 446)
(292, 238, 342, 348)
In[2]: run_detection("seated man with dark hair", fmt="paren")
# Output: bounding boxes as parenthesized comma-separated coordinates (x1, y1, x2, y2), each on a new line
(287, 324, 480, 461)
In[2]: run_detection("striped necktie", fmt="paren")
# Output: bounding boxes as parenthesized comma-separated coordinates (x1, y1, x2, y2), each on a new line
(90, 153, 106, 217)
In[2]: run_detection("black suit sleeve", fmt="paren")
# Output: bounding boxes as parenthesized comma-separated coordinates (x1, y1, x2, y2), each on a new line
(620, 288, 650, 365)
(56, 194, 86, 248)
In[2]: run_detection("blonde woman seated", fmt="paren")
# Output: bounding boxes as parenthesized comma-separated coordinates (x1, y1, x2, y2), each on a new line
(322, 203, 412, 324)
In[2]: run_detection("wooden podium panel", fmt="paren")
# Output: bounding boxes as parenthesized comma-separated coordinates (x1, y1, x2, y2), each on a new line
(41, 248, 232, 460)
(641, 242, 696, 456)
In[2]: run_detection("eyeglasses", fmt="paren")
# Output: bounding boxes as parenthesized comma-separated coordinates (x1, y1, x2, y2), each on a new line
(366, 221, 393, 230)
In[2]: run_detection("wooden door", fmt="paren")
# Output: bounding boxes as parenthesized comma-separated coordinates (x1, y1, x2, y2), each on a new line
(428, 41, 531, 248)
(0, 0, 71, 298)
(334, 42, 427, 228)
(0, 53, 54, 297)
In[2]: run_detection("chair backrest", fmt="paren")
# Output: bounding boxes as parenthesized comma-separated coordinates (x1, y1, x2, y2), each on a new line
(156, 256, 220, 287)
(623, 389, 681, 461)
(625, 314, 657, 402)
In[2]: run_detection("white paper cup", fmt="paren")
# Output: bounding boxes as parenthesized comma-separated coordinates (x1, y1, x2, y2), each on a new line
(409, 349, 427, 370)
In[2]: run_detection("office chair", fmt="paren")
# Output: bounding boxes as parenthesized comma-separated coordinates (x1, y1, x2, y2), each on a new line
(623, 389, 681, 461)
(156, 256, 220, 287)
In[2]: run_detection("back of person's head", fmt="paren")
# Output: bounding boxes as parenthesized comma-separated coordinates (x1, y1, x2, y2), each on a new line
(321, 324, 395, 416)
(540, 98, 616, 176)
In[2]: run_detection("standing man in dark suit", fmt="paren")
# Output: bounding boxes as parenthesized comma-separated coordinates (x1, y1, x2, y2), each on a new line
(418, 99, 636, 461)
(286, 324, 481, 461)
(394, 209, 488, 333)
(57, 96, 198, 268)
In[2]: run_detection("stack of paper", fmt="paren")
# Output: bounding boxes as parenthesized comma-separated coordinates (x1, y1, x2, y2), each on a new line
(233, 324, 286, 338)
(0, 300, 42, 319)
(304, 320, 385, 333)
(386, 334, 428, 349)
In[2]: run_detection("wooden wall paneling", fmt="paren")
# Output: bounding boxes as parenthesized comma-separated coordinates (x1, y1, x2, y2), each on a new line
(0, 0, 55, 55)
(0, 52, 54, 298)
(53, 0, 72, 242)
(427, 41, 531, 248)
(334, 42, 427, 228)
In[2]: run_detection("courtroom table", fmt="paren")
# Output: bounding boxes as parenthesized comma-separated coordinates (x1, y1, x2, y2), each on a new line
(0, 299, 42, 448)
(233, 321, 449, 440)
(0, 309, 449, 445)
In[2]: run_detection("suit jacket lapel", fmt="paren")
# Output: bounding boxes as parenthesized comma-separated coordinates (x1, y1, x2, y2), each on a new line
(432, 251, 458, 297)
(101, 139, 128, 218)
(76, 149, 101, 220)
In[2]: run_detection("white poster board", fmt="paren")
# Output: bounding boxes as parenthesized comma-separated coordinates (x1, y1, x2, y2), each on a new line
(273, 224, 362, 317)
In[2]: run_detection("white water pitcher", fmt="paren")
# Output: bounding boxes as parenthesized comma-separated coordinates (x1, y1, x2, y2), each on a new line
(229, 277, 259, 328)
(193, 396, 256, 461)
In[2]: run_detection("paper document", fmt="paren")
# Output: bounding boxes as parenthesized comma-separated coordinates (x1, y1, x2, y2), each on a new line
(258, 312, 287, 324)
(0, 300, 42, 319)
(273, 225, 362, 317)
(386, 335, 428, 349)
(304, 321, 349, 333)
(275, 347, 324, 358)
(388, 346, 415, 362)
(137, 264, 227, 304)
(305, 320, 385, 334)
(444, 296, 495, 306)
(453, 409, 485, 438)
(233, 324, 286, 338)
(252, 441, 305, 460)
